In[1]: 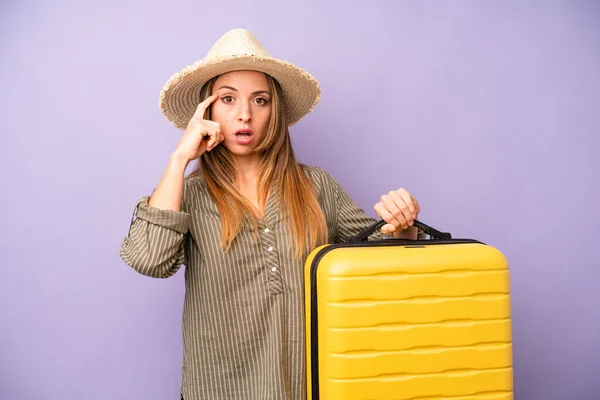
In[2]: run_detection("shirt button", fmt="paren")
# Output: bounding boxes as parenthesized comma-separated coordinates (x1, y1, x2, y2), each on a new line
(271, 267, 277, 272)
(264, 228, 270, 233)
(267, 246, 273, 252)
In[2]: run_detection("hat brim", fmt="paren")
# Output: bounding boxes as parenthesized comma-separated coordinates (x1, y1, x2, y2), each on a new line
(159, 55, 321, 130)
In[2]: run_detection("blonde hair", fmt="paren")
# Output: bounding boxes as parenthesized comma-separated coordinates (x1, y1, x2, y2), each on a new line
(190, 73, 328, 259)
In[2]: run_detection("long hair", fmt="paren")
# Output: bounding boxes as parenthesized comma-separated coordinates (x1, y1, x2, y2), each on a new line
(189, 73, 328, 259)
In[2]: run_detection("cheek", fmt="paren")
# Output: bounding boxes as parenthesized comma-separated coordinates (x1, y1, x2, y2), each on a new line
(210, 104, 233, 123)
(258, 108, 272, 128)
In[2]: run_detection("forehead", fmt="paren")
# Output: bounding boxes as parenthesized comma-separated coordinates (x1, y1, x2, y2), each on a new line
(214, 70, 269, 91)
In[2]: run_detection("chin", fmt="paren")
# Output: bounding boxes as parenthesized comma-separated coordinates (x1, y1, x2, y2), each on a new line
(225, 146, 256, 156)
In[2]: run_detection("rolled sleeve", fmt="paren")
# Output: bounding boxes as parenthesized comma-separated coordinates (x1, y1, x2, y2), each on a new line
(120, 196, 190, 278)
(133, 196, 191, 234)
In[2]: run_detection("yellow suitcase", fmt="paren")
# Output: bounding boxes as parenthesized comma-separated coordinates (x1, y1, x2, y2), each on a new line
(305, 220, 513, 400)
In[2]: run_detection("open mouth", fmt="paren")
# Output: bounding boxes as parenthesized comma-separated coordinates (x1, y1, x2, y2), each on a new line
(236, 130, 252, 138)
(234, 129, 254, 144)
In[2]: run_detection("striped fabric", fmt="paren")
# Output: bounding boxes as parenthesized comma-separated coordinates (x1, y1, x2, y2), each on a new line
(119, 166, 421, 399)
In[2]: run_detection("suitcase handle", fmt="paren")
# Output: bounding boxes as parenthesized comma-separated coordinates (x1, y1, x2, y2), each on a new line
(348, 219, 452, 242)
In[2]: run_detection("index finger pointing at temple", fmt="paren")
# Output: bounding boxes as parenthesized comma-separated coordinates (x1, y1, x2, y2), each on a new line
(192, 92, 219, 120)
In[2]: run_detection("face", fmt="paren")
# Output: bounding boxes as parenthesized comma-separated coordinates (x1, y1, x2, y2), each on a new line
(210, 70, 272, 159)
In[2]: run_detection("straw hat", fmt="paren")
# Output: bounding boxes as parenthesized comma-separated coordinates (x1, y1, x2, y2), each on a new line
(159, 28, 321, 129)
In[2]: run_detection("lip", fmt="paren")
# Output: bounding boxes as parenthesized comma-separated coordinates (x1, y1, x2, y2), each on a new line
(234, 128, 254, 145)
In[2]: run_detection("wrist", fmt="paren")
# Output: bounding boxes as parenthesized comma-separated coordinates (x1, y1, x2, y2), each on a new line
(169, 151, 191, 168)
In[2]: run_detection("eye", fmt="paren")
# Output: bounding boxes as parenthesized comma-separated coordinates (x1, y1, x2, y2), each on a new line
(221, 95, 234, 104)
(254, 97, 269, 106)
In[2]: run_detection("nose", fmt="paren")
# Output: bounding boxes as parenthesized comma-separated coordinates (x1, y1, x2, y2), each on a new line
(237, 100, 251, 123)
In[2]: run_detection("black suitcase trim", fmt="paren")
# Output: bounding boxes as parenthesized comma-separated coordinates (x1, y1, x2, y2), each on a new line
(309, 238, 482, 399)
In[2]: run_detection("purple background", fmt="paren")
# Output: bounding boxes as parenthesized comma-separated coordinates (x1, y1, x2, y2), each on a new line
(1, 1, 599, 399)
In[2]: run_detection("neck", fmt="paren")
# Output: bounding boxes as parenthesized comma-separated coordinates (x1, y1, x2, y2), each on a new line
(233, 154, 261, 188)
(232, 154, 264, 218)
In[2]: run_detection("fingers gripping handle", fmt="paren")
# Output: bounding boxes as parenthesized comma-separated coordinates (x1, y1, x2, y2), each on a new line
(347, 219, 452, 243)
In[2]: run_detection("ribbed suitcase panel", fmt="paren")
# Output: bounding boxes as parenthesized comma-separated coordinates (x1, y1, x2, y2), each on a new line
(326, 319, 512, 353)
(309, 242, 513, 399)
(326, 270, 509, 301)
(324, 294, 511, 327)
(326, 368, 513, 399)
(328, 343, 513, 377)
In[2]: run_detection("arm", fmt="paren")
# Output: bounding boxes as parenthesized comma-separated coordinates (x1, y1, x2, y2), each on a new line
(120, 93, 223, 278)
(148, 152, 190, 211)
(119, 193, 190, 279)
(119, 151, 192, 278)
(149, 91, 221, 211)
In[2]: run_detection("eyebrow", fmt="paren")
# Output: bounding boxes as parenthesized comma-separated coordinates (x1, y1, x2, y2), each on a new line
(217, 85, 271, 96)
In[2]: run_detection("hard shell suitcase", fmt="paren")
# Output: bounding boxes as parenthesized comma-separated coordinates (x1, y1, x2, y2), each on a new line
(305, 220, 513, 400)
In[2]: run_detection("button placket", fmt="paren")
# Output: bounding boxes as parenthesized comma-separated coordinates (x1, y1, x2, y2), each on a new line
(260, 222, 283, 294)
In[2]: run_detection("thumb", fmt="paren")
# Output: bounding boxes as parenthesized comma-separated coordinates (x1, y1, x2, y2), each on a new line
(380, 223, 397, 235)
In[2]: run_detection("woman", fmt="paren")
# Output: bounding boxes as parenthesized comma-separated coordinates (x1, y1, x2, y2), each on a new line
(120, 28, 424, 400)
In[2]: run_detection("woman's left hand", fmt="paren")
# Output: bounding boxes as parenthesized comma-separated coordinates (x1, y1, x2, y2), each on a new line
(373, 188, 420, 237)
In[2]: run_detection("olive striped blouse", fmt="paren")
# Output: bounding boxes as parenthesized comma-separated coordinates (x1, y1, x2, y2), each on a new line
(119, 165, 420, 400)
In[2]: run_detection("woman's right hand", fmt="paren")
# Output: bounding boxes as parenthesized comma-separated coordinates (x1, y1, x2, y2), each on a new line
(172, 93, 222, 163)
